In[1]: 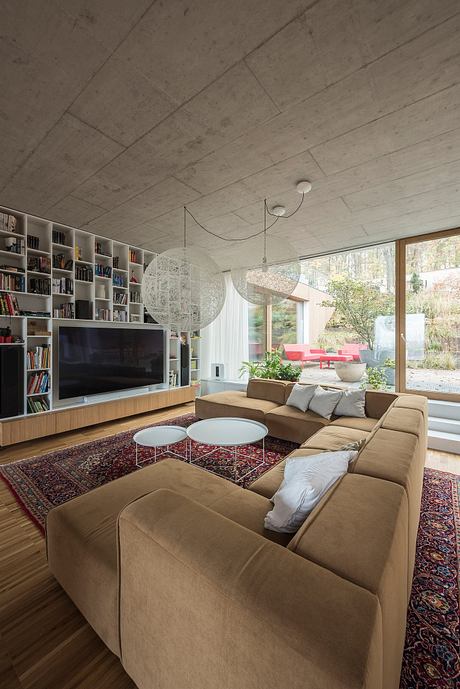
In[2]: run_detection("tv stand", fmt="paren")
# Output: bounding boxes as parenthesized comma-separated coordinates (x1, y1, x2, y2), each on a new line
(0, 385, 195, 446)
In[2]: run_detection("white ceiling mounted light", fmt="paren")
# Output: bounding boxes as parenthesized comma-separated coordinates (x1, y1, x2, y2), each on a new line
(270, 205, 286, 216)
(142, 211, 226, 331)
(296, 180, 312, 194)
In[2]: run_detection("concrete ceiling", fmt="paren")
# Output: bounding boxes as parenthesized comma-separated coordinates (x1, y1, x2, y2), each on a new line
(1, 0, 460, 268)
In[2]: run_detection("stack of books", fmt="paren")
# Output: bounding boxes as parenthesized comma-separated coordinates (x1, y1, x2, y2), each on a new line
(52, 277, 73, 294)
(0, 213, 17, 232)
(96, 307, 111, 321)
(0, 271, 25, 292)
(27, 397, 50, 414)
(53, 254, 73, 270)
(114, 292, 128, 304)
(0, 292, 20, 315)
(95, 264, 112, 278)
(27, 370, 50, 394)
(27, 235, 40, 250)
(28, 277, 51, 295)
(28, 256, 51, 273)
(53, 303, 74, 319)
(75, 264, 93, 281)
(52, 229, 67, 245)
(27, 345, 50, 369)
(113, 309, 128, 322)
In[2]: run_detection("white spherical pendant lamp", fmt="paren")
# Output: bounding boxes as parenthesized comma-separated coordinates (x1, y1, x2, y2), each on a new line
(142, 246, 226, 331)
(231, 234, 300, 306)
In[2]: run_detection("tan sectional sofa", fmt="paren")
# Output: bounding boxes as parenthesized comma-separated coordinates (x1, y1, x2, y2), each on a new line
(46, 379, 427, 689)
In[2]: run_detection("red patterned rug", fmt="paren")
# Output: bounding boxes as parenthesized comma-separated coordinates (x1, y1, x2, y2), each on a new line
(0, 413, 459, 688)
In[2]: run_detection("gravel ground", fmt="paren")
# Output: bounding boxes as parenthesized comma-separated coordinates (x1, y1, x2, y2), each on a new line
(298, 363, 460, 394)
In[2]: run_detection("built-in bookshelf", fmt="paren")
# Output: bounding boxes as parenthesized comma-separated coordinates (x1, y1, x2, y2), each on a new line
(0, 206, 200, 421)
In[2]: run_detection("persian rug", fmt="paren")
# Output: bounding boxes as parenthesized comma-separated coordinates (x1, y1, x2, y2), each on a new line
(0, 413, 296, 532)
(0, 413, 458, 688)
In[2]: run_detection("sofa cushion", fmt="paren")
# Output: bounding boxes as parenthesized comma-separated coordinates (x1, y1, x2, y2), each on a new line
(334, 389, 366, 418)
(309, 387, 342, 419)
(301, 425, 370, 452)
(381, 407, 425, 437)
(46, 459, 288, 656)
(288, 473, 408, 689)
(265, 405, 329, 445)
(364, 390, 398, 419)
(247, 378, 288, 405)
(265, 450, 357, 533)
(195, 390, 279, 423)
(285, 383, 317, 412)
(352, 427, 425, 592)
(249, 447, 331, 499)
(330, 416, 378, 432)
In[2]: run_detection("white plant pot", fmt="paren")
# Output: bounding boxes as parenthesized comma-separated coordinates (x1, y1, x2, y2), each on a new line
(334, 361, 367, 383)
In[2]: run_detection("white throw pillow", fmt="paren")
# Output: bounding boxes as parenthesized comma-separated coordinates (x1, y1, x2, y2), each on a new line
(264, 450, 357, 533)
(286, 383, 317, 412)
(309, 387, 342, 419)
(334, 389, 366, 418)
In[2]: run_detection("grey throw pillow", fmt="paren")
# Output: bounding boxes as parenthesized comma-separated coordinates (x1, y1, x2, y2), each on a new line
(339, 438, 367, 452)
(309, 387, 342, 419)
(286, 384, 317, 412)
(334, 389, 366, 418)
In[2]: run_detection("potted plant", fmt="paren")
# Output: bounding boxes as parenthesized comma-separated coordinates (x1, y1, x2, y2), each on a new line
(239, 350, 300, 382)
(360, 367, 388, 390)
(383, 357, 395, 386)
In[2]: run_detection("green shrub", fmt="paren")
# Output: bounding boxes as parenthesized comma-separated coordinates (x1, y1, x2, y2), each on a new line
(240, 350, 301, 382)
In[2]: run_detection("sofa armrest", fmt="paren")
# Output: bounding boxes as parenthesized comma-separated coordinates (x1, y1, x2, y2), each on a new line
(118, 489, 383, 689)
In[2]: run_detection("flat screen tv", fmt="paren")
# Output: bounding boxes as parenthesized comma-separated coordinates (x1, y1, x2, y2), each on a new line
(59, 326, 164, 400)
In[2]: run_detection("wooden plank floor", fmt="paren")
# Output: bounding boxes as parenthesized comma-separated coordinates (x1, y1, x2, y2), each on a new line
(0, 402, 458, 689)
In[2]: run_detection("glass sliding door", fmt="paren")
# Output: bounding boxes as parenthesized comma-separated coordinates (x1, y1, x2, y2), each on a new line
(399, 230, 460, 398)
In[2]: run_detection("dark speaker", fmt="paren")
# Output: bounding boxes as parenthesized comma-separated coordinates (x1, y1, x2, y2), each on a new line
(0, 345, 24, 418)
(75, 300, 93, 320)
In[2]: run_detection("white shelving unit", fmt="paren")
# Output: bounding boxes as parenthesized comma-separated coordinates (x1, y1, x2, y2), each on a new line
(0, 205, 200, 419)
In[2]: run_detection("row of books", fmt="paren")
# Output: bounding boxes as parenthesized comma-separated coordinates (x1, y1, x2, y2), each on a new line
(27, 345, 50, 369)
(53, 303, 74, 319)
(27, 370, 50, 395)
(29, 277, 51, 295)
(96, 308, 111, 321)
(27, 397, 50, 414)
(27, 235, 40, 250)
(0, 272, 25, 292)
(114, 292, 128, 305)
(129, 249, 141, 263)
(95, 241, 111, 256)
(53, 254, 73, 270)
(52, 277, 73, 295)
(113, 309, 128, 322)
(28, 255, 51, 273)
(0, 292, 20, 315)
(2, 237, 24, 254)
(0, 213, 18, 233)
(95, 263, 111, 277)
(113, 274, 127, 287)
(52, 229, 67, 245)
(75, 265, 93, 282)
(129, 290, 142, 303)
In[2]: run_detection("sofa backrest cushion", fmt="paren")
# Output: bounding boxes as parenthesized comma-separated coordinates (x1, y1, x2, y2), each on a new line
(246, 378, 287, 405)
(365, 390, 398, 419)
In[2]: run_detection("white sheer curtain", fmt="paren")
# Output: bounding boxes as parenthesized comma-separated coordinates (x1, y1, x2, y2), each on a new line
(201, 272, 249, 381)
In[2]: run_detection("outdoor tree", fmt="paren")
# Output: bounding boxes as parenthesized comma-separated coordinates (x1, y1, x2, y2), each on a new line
(410, 271, 423, 294)
(322, 277, 393, 351)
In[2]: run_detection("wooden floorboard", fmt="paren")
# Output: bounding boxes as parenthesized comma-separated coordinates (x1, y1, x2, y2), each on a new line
(0, 401, 458, 688)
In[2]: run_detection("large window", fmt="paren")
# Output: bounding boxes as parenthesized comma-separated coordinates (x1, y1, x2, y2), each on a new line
(248, 304, 266, 361)
(401, 232, 460, 396)
(271, 300, 298, 351)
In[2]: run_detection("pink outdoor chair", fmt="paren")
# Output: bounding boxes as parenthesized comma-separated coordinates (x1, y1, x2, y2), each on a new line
(338, 344, 368, 361)
(283, 344, 326, 365)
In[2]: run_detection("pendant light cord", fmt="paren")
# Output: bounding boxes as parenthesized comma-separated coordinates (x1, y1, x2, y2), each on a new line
(183, 192, 305, 243)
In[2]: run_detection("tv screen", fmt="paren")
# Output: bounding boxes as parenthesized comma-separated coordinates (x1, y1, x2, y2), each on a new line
(59, 326, 164, 400)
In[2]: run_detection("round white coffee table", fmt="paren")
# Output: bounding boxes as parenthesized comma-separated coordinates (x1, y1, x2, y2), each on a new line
(186, 417, 268, 483)
(133, 425, 188, 467)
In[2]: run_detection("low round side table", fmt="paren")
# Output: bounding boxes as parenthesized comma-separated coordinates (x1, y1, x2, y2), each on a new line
(133, 425, 188, 467)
